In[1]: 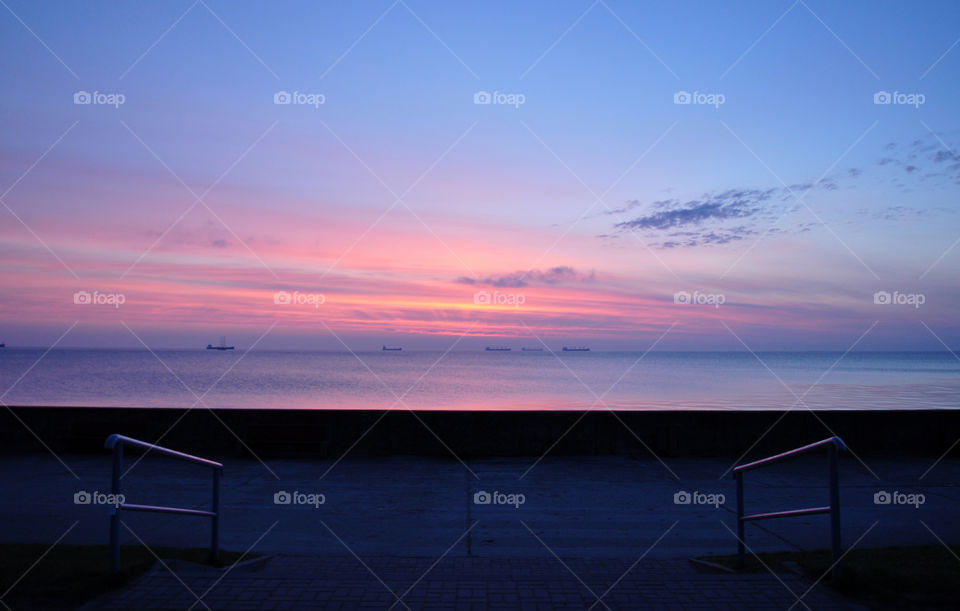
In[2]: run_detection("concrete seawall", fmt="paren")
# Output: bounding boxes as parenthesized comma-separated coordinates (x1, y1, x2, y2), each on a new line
(2, 407, 958, 458)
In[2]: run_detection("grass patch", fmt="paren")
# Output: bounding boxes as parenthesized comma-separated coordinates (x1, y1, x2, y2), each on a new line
(0, 543, 250, 610)
(699, 545, 960, 610)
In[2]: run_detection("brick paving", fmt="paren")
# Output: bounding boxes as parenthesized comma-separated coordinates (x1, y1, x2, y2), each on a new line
(84, 555, 865, 610)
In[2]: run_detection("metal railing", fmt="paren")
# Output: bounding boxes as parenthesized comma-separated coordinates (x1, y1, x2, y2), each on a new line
(733, 436, 846, 580)
(104, 434, 223, 572)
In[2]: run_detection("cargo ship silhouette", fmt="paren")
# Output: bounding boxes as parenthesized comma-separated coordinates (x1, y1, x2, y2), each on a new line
(207, 336, 235, 351)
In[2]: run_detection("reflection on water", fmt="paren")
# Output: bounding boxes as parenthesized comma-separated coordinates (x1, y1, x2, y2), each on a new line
(0, 349, 957, 410)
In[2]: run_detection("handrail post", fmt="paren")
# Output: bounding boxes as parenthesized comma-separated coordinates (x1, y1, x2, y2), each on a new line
(109, 440, 122, 573)
(829, 444, 842, 580)
(211, 467, 221, 563)
(736, 471, 745, 567)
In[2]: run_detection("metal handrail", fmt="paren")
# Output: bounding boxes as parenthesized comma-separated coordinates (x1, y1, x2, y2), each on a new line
(733, 436, 846, 580)
(104, 434, 223, 572)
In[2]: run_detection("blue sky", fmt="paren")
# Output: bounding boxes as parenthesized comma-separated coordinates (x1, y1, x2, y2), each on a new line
(1, 0, 958, 350)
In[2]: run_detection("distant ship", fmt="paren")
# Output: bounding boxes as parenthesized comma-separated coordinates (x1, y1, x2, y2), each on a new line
(206, 336, 235, 351)
(521, 347, 543, 351)
(0, 343, 5, 348)
(382, 345, 402, 351)
(485, 346, 512, 351)
(562, 346, 590, 352)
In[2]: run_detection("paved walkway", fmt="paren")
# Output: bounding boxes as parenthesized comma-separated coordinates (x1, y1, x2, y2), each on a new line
(4, 455, 956, 559)
(84, 554, 865, 610)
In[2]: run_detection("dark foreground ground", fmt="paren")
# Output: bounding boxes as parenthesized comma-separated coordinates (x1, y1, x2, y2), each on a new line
(1, 452, 956, 609)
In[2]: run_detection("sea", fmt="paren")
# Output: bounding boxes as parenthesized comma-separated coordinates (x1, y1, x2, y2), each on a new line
(0, 349, 958, 411)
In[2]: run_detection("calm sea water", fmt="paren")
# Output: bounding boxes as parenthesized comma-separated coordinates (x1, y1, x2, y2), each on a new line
(0, 349, 958, 410)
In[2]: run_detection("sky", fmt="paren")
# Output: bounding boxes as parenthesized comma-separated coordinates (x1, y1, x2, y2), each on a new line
(0, 0, 958, 351)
